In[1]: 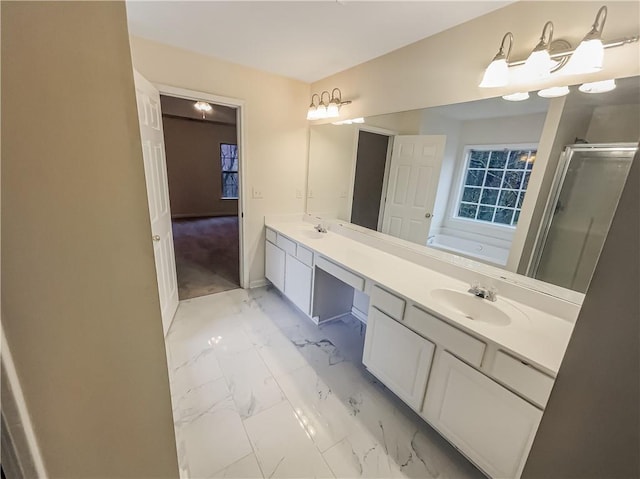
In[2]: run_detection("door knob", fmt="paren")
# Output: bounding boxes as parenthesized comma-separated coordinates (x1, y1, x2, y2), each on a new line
(152, 235, 161, 242)
(425, 213, 432, 218)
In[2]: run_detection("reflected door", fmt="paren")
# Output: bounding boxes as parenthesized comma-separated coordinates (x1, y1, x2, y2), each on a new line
(381, 135, 446, 244)
(533, 144, 636, 293)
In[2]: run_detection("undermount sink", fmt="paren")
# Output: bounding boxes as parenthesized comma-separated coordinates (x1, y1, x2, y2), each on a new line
(430, 289, 526, 326)
(300, 229, 325, 239)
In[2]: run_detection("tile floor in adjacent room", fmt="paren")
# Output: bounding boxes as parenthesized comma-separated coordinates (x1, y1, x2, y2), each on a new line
(165, 286, 484, 479)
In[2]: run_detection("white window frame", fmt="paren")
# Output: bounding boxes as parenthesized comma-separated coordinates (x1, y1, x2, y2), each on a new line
(443, 143, 538, 241)
(220, 142, 239, 200)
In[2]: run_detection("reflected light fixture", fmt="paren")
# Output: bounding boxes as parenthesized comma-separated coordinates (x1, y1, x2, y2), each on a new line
(307, 88, 351, 120)
(332, 117, 365, 125)
(502, 92, 530, 101)
(564, 6, 607, 74)
(194, 101, 213, 119)
(479, 32, 514, 88)
(579, 78, 616, 93)
(523, 21, 555, 80)
(538, 85, 570, 98)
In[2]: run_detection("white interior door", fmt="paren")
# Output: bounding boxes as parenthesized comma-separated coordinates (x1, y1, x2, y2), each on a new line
(134, 71, 178, 335)
(382, 135, 446, 244)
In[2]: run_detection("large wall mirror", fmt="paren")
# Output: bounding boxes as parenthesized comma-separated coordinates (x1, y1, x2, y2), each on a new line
(307, 75, 639, 294)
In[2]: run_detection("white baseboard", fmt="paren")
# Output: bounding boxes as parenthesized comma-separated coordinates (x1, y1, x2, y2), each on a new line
(249, 278, 269, 289)
(1, 327, 48, 478)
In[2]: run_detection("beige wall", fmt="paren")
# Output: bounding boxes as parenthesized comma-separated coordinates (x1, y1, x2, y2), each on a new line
(129, 36, 310, 287)
(163, 116, 238, 218)
(522, 148, 640, 478)
(1, 2, 178, 477)
(312, 1, 640, 119)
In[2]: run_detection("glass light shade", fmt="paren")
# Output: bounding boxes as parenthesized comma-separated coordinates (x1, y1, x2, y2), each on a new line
(502, 92, 530, 101)
(194, 101, 212, 112)
(579, 79, 616, 94)
(326, 102, 340, 118)
(523, 49, 552, 80)
(564, 38, 604, 75)
(306, 107, 318, 120)
(538, 85, 570, 98)
(479, 58, 509, 88)
(315, 103, 328, 119)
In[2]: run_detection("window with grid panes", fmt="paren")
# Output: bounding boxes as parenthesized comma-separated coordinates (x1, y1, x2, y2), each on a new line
(456, 148, 536, 227)
(220, 143, 239, 199)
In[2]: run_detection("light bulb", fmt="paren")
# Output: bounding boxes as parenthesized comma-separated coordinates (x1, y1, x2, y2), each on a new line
(523, 49, 552, 80)
(326, 101, 340, 118)
(579, 79, 616, 94)
(538, 85, 570, 98)
(479, 58, 510, 88)
(564, 38, 604, 75)
(502, 92, 530, 102)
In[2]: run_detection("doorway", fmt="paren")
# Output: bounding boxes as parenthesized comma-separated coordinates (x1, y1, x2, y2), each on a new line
(159, 94, 241, 299)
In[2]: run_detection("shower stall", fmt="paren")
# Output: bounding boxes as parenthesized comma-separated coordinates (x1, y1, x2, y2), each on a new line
(530, 143, 637, 293)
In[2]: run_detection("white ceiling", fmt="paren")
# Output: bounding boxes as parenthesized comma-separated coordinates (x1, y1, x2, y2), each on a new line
(126, 1, 513, 83)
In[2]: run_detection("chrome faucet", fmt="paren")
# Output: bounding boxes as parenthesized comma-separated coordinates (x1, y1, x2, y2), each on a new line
(314, 223, 327, 233)
(468, 283, 497, 302)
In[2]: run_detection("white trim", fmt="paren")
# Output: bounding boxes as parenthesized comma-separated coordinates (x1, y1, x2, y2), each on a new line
(154, 84, 250, 289)
(1, 326, 48, 478)
(249, 278, 269, 289)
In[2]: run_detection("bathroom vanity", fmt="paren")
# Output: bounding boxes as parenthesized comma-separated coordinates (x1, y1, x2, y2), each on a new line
(264, 217, 577, 479)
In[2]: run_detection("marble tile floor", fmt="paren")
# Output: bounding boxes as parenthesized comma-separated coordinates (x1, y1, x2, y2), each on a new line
(165, 286, 484, 479)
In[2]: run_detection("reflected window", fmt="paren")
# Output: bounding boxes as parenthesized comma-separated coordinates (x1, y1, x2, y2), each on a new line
(221, 143, 239, 199)
(456, 147, 536, 227)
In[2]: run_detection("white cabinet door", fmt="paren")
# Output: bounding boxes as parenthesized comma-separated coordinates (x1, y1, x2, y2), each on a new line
(265, 241, 285, 291)
(423, 351, 543, 479)
(363, 308, 435, 410)
(284, 254, 312, 315)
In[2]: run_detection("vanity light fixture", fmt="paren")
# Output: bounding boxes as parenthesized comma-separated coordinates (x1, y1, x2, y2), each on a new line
(579, 78, 616, 93)
(502, 92, 530, 101)
(564, 5, 607, 74)
(479, 6, 638, 88)
(306, 88, 351, 120)
(479, 32, 514, 88)
(194, 101, 213, 119)
(538, 85, 571, 98)
(523, 21, 555, 80)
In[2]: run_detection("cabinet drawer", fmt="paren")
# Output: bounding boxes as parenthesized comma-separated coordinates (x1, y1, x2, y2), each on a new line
(370, 285, 405, 321)
(405, 306, 485, 368)
(265, 228, 277, 244)
(315, 256, 365, 291)
(276, 234, 297, 256)
(490, 351, 555, 408)
(296, 244, 314, 267)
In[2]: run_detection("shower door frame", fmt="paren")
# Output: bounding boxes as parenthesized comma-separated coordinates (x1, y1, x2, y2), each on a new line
(528, 142, 638, 279)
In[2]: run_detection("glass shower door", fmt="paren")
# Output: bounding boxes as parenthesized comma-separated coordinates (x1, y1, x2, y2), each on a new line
(533, 144, 636, 293)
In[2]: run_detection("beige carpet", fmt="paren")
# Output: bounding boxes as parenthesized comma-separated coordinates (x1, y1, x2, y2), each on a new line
(172, 216, 240, 300)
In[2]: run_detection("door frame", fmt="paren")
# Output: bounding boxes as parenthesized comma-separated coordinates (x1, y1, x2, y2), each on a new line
(154, 83, 249, 289)
(346, 125, 397, 226)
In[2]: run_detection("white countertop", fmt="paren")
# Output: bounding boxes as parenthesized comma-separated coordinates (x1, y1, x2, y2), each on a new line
(266, 220, 575, 376)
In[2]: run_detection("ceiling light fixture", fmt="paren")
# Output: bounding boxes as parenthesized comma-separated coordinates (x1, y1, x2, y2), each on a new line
(194, 101, 213, 119)
(502, 92, 530, 102)
(479, 32, 514, 88)
(538, 85, 570, 98)
(478, 6, 638, 88)
(564, 6, 607, 75)
(579, 78, 616, 93)
(306, 88, 351, 120)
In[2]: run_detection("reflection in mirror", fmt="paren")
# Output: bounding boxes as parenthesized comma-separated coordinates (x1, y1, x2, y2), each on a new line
(307, 76, 639, 293)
